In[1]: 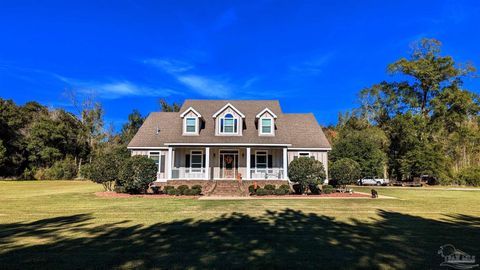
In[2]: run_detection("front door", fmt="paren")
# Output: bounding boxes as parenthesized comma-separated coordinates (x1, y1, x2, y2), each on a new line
(220, 151, 238, 179)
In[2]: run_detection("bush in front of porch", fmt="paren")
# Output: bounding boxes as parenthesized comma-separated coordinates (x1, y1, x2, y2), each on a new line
(288, 157, 326, 194)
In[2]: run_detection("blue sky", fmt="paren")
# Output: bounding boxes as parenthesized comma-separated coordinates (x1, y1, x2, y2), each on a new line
(1, 1, 479, 128)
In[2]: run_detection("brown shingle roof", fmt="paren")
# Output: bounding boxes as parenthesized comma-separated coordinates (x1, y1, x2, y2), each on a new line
(128, 100, 331, 149)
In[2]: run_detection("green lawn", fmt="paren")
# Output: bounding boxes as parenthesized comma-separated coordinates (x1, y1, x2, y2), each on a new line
(0, 181, 479, 269)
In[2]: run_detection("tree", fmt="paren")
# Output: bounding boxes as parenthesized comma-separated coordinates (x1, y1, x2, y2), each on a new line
(88, 153, 124, 191)
(330, 158, 361, 188)
(118, 155, 157, 194)
(120, 109, 144, 144)
(159, 98, 181, 112)
(288, 157, 326, 194)
(330, 117, 388, 178)
(358, 38, 480, 181)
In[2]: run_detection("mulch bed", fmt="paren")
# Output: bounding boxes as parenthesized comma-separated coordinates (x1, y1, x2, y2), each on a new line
(95, 192, 371, 199)
(257, 192, 371, 198)
(95, 192, 199, 199)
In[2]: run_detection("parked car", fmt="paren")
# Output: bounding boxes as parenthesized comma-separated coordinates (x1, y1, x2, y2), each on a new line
(357, 177, 389, 186)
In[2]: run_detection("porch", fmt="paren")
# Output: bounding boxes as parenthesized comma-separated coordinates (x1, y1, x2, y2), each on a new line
(164, 146, 288, 181)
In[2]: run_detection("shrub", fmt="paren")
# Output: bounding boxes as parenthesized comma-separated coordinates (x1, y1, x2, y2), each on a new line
(274, 188, 289, 195)
(151, 186, 161, 194)
(248, 185, 256, 194)
(164, 186, 175, 193)
(118, 155, 157, 194)
(308, 184, 321, 194)
(190, 188, 201, 195)
(44, 157, 77, 180)
(322, 185, 334, 194)
(255, 188, 268, 196)
(330, 158, 361, 188)
(114, 185, 126, 193)
(80, 163, 92, 180)
(191, 185, 202, 191)
(177, 185, 189, 195)
(33, 167, 47, 180)
(174, 189, 182, 196)
(167, 188, 177, 195)
(89, 153, 123, 191)
(292, 183, 304, 194)
(278, 184, 290, 192)
(264, 184, 275, 190)
(457, 167, 480, 187)
(288, 157, 326, 194)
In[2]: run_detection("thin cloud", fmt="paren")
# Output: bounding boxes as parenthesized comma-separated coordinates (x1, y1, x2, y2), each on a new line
(177, 75, 231, 98)
(145, 58, 232, 98)
(78, 81, 180, 99)
(290, 52, 335, 76)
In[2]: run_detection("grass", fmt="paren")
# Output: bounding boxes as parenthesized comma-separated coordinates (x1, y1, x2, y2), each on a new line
(0, 181, 479, 269)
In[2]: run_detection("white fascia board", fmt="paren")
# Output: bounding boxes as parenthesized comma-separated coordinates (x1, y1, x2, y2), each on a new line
(164, 143, 291, 147)
(127, 147, 169, 150)
(212, 103, 246, 118)
(256, 108, 278, 118)
(288, 147, 332, 151)
(180, 107, 202, 118)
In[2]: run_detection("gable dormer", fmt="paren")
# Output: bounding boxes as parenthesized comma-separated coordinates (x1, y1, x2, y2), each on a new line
(256, 108, 277, 136)
(180, 107, 202, 135)
(212, 103, 245, 136)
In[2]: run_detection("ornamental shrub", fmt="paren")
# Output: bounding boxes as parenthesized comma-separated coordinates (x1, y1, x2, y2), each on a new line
(118, 155, 157, 194)
(248, 185, 256, 194)
(89, 153, 123, 191)
(330, 158, 361, 188)
(177, 185, 189, 195)
(274, 188, 289, 195)
(191, 185, 202, 191)
(288, 157, 326, 194)
(322, 185, 334, 194)
(308, 184, 321, 194)
(256, 188, 268, 196)
(164, 186, 175, 193)
(151, 186, 161, 194)
(278, 184, 290, 192)
(264, 184, 275, 190)
(167, 188, 177, 195)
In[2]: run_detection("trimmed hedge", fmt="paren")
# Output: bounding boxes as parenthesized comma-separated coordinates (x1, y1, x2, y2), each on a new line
(322, 185, 334, 194)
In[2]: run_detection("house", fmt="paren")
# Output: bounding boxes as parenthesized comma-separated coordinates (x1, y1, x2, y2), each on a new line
(127, 100, 331, 193)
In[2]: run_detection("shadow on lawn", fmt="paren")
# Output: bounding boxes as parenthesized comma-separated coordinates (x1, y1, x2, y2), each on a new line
(0, 209, 479, 269)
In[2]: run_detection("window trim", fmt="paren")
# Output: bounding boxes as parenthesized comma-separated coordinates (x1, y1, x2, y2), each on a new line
(298, 152, 311, 157)
(259, 116, 274, 135)
(148, 151, 161, 173)
(255, 150, 269, 173)
(219, 113, 239, 135)
(190, 150, 203, 172)
(183, 116, 199, 135)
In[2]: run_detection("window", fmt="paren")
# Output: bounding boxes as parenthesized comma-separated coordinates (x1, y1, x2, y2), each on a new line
(149, 152, 160, 172)
(255, 151, 268, 172)
(190, 150, 203, 172)
(260, 118, 273, 134)
(220, 113, 238, 134)
(185, 117, 197, 133)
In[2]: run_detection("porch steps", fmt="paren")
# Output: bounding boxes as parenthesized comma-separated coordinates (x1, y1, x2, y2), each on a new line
(207, 180, 248, 197)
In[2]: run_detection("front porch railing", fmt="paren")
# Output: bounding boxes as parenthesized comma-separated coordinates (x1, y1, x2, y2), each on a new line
(250, 168, 284, 180)
(171, 168, 206, 179)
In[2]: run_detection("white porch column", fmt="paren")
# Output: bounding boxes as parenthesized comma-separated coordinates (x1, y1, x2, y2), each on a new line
(205, 147, 210, 180)
(246, 147, 251, 180)
(167, 147, 173, 179)
(283, 147, 288, 180)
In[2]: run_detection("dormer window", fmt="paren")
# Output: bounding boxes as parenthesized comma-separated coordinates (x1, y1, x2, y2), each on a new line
(185, 117, 197, 133)
(260, 118, 273, 134)
(221, 113, 238, 134)
(256, 108, 277, 136)
(180, 107, 202, 135)
(213, 103, 245, 136)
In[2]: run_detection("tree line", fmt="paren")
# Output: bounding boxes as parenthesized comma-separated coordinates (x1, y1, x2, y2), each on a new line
(0, 96, 179, 179)
(327, 38, 480, 186)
